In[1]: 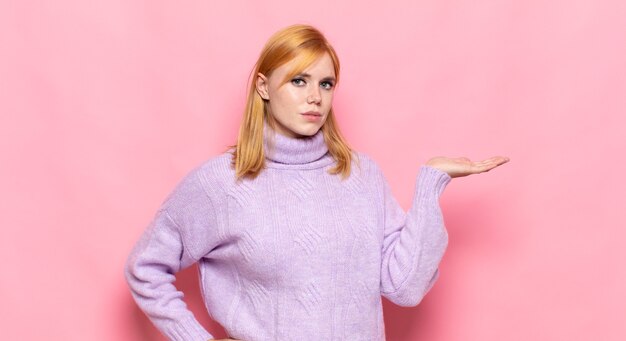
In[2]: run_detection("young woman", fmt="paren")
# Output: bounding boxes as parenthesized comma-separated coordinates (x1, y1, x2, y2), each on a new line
(125, 24, 509, 341)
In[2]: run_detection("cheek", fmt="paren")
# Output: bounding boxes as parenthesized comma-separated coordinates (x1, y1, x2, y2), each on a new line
(272, 88, 300, 110)
(285, 87, 303, 103)
(324, 92, 335, 106)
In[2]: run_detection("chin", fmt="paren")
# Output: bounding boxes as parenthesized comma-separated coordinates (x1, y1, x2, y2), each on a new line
(272, 118, 323, 138)
(294, 125, 322, 137)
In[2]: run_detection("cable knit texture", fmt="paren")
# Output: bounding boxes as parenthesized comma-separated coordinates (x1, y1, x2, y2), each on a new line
(125, 122, 452, 341)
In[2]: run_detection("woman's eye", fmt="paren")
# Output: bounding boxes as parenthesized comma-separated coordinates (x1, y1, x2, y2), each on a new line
(291, 78, 334, 90)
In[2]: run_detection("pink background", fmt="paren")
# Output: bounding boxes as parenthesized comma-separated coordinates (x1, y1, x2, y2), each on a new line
(2, 0, 625, 340)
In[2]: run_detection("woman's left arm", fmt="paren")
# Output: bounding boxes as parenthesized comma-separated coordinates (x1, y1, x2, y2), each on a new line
(378, 164, 451, 307)
(379, 155, 509, 307)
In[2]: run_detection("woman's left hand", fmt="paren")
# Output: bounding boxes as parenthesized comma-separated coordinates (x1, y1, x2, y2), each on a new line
(425, 156, 510, 178)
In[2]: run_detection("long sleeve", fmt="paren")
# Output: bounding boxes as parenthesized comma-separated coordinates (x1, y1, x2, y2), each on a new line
(379, 165, 452, 307)
(124, 168, 220, 341)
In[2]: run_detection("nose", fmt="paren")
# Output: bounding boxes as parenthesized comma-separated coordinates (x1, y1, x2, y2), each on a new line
(307, 86, 321, 104)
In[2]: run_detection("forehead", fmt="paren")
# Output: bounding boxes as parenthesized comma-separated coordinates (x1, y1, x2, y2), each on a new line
(275, 52, 335, 80)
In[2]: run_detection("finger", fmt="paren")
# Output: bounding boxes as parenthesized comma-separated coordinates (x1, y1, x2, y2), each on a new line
(480, 156, 509, 165)
(492, 157, 510, 166)
(470, 163, 492, 173)
(479, 159, 508, 172)
(475, 159, 498, 167)
(468, 157, 509, 174)
(471, 164, 496, 174)
(472, 161, 500, 173)
(494, 156, 510, 162)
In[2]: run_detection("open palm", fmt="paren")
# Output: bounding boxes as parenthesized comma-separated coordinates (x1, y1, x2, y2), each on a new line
(426, 156, 510, 178)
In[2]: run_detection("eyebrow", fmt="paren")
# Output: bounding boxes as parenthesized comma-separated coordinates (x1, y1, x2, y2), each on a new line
(296, 73, 336, 82)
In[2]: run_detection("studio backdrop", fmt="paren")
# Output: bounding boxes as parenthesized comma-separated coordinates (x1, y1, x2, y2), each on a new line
(1, 0, 624, 340)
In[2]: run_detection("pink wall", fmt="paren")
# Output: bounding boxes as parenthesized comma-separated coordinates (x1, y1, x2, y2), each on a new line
(2, 0, 625, 340)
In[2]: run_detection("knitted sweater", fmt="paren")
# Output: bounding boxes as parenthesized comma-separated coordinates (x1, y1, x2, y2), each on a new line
(124, 123, 452, 341)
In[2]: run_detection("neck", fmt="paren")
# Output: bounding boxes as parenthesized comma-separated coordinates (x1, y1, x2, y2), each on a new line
(263, 121, 329, 165)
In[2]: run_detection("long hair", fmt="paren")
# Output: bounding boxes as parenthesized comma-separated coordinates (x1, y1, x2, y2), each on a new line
(229, 24, 353, 181)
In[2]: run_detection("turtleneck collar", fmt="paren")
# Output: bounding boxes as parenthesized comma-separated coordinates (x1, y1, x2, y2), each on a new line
(263, 120, 330, 166)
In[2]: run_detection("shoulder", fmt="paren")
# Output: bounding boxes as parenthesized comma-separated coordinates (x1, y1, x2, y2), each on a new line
(191, 149, 235, 193)
(163, 150, 234, 207)
(196, 149, 235, 177)
(346, 151, 387, 196)
(351, 151, 384, 179)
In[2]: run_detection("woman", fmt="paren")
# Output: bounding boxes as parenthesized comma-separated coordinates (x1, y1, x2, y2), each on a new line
(124, 24, 509, 341)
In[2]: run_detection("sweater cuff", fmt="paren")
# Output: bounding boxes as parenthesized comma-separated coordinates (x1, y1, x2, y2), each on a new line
(416, 165, 452, 198)
(162, 315, 214, 341)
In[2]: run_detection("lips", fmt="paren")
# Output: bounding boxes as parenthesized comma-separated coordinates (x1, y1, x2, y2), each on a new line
(301, 111, 322, 116)
(301, 111, 322, 122)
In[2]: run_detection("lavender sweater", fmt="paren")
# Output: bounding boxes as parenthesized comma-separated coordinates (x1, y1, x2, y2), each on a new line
(124, 123, 452, 341)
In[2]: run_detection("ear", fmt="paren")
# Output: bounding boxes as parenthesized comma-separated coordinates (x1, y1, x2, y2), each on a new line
(256, 72, 270, 100)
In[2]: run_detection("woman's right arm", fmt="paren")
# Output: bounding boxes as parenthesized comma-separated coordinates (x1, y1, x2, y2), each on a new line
(125, 168, 219, 341)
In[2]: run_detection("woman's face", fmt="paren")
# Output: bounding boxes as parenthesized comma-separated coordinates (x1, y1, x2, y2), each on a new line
(256, 52, 336, 138)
